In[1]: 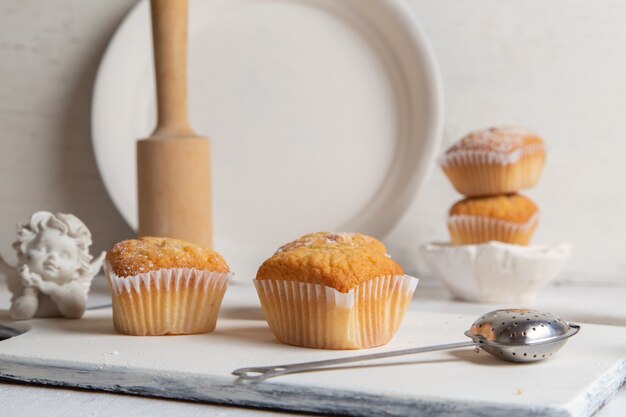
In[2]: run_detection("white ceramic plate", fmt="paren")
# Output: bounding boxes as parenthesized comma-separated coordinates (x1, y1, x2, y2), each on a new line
(92, 0, 443, 275)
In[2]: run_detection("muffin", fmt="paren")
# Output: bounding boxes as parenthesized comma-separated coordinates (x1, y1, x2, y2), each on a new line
(104, 237, 231, 336)
(254, 232, 418, 350)
(448, 194, 539, 245)
(439, 126, 546, 196)
(275, 231, 387, 255)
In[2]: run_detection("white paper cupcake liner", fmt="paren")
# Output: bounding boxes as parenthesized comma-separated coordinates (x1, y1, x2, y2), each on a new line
(439, 143, 545, 196)
(254, 275, 418, 350)
(104, 262, 232, 336)
(438, 143, 546, 167)
(448, 214, 538, 245)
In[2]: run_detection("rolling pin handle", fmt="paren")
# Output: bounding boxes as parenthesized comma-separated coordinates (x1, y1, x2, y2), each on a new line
(150, 0, 194, 138)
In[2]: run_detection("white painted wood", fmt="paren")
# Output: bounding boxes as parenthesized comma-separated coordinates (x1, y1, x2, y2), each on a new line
(2, 0, 626, 282)
(0, 0, 136, 260)
(0, 283, 624, 417)
(0, 380, 307, 417)
(0, 380, 624, 417)
(413, 278, 626, 329)
(2, 278, 626, 416)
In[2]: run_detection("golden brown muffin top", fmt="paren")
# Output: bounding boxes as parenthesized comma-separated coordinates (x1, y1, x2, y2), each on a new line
(449, 194, 539, 223)
(276, 232, 387, 255)
(106, 236, 230, 277)
(445, 126, 544, 155)
(256, 232, 403, 293)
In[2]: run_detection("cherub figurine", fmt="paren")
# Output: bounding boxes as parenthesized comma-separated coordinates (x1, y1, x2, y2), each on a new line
(0, 211, 105, 320)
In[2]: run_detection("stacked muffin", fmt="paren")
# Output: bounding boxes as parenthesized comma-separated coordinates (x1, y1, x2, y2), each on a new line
(439, 127, 546, 245)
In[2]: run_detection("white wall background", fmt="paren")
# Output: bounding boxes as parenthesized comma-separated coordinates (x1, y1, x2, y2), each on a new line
(394, 0, 626, 282)
(0, 0, 624, 282)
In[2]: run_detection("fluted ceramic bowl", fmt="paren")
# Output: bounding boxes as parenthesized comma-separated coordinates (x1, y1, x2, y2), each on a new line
(420, 241, 571, 304)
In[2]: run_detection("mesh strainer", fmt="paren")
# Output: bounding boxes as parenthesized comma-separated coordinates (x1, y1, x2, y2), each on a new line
(233, 309, 580, 382)
(465, 309, 579, 362)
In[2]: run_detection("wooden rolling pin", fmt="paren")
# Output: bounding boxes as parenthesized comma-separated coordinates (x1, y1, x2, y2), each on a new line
(137, 0, 212, 248)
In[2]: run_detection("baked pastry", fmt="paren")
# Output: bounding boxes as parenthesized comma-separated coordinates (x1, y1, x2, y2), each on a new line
(448, 194, 539, 245)
(255, 232, 418, 350)
(439, 126, 545, 196)
(275, 231, 387, 256)
(105, 237, 231, 336)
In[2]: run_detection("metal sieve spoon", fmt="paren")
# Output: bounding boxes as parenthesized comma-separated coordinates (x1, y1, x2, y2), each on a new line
(232, 309, 580, 382)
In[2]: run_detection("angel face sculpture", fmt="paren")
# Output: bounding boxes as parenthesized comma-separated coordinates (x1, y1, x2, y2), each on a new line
(0, 212, 105, 320)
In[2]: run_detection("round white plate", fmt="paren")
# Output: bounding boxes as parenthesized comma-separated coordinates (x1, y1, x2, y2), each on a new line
(92, 0, 443, 274)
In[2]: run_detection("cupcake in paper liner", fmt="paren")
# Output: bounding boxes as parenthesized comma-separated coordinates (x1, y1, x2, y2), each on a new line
(104, 237, 232, 336)
(254, 232, 419, 350)
(448, 194, 539, 245)
(439, 126, 546, 197)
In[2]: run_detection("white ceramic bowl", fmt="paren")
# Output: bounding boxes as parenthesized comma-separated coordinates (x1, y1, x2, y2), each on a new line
(420, 242, 571, 304)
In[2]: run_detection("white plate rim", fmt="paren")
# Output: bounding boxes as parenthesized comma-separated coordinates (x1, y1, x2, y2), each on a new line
(91, 0, 444, 246)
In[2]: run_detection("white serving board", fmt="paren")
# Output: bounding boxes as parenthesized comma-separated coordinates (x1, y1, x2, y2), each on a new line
(0, 283, 624, 417)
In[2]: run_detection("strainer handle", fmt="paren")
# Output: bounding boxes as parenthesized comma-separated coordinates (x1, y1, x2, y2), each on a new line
(232, 340, 475, 382)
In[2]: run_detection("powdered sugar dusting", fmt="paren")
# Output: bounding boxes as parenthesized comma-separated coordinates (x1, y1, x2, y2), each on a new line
(439, 127, 545, 167)
(106, 237, 229, 277)
(276, 232, 364, 254)
(448, 126, 533, 154)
